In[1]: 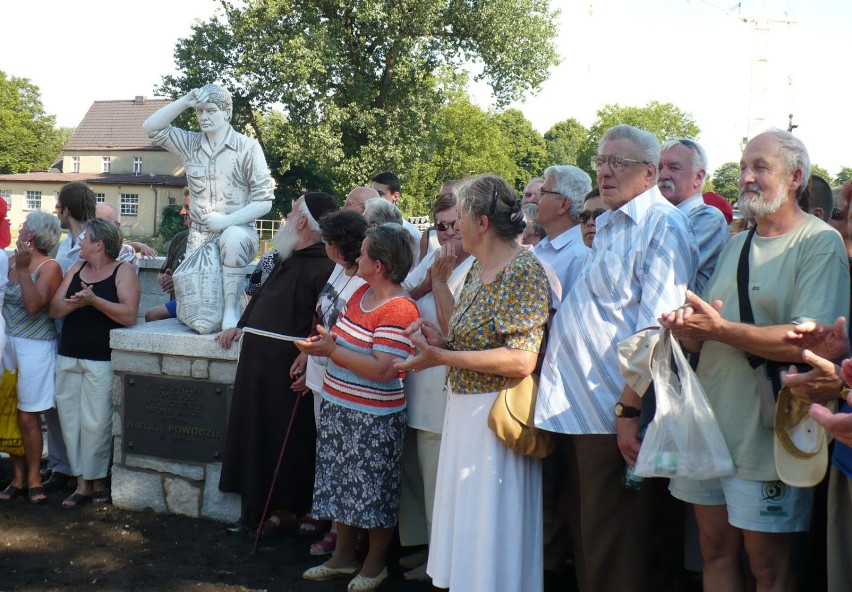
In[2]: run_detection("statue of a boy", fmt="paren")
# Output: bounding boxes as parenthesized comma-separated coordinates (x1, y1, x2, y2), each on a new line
(144, 84, 273, 330)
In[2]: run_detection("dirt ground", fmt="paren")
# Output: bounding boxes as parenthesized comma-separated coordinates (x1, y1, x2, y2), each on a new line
(0, 458, 441, 592)
(0, 458, 581, 592)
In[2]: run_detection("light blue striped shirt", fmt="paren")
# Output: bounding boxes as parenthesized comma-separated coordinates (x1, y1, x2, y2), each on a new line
(535, 186, 697, 434)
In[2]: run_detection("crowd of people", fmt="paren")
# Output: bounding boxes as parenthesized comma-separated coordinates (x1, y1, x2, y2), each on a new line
(0, 182, 141, 508)
(213, 124, 851, 592)
(2, 118, 850, 592)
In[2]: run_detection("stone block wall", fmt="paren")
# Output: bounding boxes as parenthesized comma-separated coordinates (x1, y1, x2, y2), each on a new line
(109, 320, 242, 522)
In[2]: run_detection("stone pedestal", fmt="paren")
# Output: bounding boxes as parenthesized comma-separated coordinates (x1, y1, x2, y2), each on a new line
(109, 319, 242, 522)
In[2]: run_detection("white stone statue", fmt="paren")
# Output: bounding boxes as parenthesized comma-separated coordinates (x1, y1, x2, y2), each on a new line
(143, 84, 274, 331)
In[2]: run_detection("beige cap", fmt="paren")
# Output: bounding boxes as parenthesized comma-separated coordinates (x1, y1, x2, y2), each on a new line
(773, 386, 831, 487)
(617, 328, 660, 397)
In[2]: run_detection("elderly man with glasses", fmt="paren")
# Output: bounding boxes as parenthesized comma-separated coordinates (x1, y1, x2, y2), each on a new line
(535, 124, 697, 592)
(658, 138, 728, 294)
(533, 165, 592, 298)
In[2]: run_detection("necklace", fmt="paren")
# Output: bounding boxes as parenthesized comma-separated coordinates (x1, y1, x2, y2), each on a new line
(317, 267, 357, 325)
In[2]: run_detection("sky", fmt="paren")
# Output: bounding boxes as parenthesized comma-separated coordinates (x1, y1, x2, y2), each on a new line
(3, 0, 850, 177)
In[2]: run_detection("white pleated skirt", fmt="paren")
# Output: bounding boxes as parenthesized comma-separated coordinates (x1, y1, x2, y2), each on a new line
(427, 388, 543, 592)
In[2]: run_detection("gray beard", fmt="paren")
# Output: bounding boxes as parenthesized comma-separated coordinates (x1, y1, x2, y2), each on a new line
(737, 187, 786, 218)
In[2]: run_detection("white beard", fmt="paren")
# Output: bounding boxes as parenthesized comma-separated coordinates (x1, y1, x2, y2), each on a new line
(271, 218, 300, 261)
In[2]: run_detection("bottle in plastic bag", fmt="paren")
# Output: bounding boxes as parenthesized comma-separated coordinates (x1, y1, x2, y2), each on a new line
(623, 424, 647, 490)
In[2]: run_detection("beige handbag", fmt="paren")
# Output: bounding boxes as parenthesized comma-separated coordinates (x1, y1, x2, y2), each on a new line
(487, 373, 555, 458)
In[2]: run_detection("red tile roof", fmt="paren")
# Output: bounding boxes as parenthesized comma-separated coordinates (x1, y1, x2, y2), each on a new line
(64, 97, 172, 151)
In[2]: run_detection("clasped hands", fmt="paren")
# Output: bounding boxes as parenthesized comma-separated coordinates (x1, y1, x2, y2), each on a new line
(393, 319, 448, 373)
(64, 282, 98, 309)
(658, 289, 725, 342)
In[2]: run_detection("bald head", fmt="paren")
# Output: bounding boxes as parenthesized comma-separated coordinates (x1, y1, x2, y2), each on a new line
(344, 186, 380, 214)
(96, 203, 121, 228)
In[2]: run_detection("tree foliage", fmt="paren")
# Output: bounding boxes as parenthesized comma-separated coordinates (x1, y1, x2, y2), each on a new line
(492, 108, 547, 192)
(0, 72, 66, 174)
(158, 0, 560, 215)
(578, 101, 701, 179)
(809, 164, 831, 184)
(404, 93, 517, 214)
(834, 167, 852, 187)
(711, 162, 740, 202)
(159, 204, 187, 242)
(544, 118, 587, 167)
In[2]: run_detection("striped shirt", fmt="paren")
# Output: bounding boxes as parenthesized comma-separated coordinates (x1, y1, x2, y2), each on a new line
(322, 284, 419, 415)
(4, 262, 58, 340)
(535, 185, 697, 434)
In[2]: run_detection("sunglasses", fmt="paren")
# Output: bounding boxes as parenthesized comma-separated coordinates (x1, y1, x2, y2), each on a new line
(578, 209, 606, 224)
(435, 220, 457, 232)
(831, 207, 844, 221)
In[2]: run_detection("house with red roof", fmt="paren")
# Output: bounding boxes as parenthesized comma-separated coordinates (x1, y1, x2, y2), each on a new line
(0, 96, 186, 237)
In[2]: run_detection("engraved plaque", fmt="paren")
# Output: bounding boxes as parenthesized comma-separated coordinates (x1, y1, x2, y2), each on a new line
(123, 375, 230, 462)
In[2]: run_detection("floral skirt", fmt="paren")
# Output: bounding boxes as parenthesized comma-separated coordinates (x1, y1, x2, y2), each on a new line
(311, 400, 407, 528)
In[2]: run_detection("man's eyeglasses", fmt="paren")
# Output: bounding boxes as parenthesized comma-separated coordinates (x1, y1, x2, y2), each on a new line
(435, 220, 457, 232)
(578, 209, 606, 224)
(831, 207, 844, 221)
(590, 155, 650, 172)
(537, 188, 563, 199)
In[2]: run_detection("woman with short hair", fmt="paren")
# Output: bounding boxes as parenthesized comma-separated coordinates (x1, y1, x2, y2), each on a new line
(50, 218, 140, 508)
(297, 223, 420, 591)
(0, 212, 63, 504)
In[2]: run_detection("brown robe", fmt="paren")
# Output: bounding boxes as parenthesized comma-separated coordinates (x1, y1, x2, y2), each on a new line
(218, 242, 334, 516)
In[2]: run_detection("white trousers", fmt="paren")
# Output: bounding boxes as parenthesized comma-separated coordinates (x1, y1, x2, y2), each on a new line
(55, 355, 114, 480)
(3, 336, 57, 412)
(399, 427, 442, 547)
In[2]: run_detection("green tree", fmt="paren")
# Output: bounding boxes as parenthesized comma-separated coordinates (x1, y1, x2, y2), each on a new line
(544, 118, 587, 167)
(810, 164, 831, 183)
(0, 72, 66, 174)
(492, 108, 547, 191)
(157, 0, 560, 215)
(577, 101, 701, 179)
(405, 94, 516, 214)
(711, 162, 740, 202)
(158, 204, 187, 242)
(834, 167, 852, 186)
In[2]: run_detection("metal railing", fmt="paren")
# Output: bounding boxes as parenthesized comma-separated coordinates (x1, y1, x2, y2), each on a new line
(255, 219, 282, 240)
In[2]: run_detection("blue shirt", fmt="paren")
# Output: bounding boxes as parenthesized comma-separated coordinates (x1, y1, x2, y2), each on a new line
(833, 401, 852, 478)
(534, 224, 588, 298)
(677, 193, 729, 295)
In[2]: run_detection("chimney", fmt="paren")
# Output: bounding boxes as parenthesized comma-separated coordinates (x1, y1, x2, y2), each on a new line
(134, 96, 146, 104)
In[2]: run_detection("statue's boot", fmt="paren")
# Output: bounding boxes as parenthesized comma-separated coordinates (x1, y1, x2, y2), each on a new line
(221, 266, 247, 330)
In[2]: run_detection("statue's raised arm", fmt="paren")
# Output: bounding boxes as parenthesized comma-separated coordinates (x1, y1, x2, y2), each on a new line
(144, 84, 274, 331)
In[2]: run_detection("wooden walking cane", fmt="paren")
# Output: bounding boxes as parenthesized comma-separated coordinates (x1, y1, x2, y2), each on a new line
(251, 391, 304, 555)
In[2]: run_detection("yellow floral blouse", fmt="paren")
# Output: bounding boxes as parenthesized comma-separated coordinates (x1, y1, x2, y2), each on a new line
(447, 248, 550, 394)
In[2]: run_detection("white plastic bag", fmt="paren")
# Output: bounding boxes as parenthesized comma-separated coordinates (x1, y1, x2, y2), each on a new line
(634, 328, 735, 479)
(173, 239, 223, 334)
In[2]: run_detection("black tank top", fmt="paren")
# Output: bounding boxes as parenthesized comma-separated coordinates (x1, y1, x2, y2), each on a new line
(58, 262, 124, 361)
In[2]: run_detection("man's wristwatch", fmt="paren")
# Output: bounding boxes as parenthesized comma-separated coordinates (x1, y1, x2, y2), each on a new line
(614, 402, 641, 419)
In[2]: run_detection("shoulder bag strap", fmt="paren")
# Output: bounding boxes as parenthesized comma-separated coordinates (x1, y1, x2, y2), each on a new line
(736, 227, 764, 369)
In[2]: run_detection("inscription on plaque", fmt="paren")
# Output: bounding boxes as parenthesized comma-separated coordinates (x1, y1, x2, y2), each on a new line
(123, 375, 230, 462)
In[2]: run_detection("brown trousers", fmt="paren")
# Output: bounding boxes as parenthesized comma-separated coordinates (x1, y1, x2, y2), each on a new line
(562, 434, 657, 592)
